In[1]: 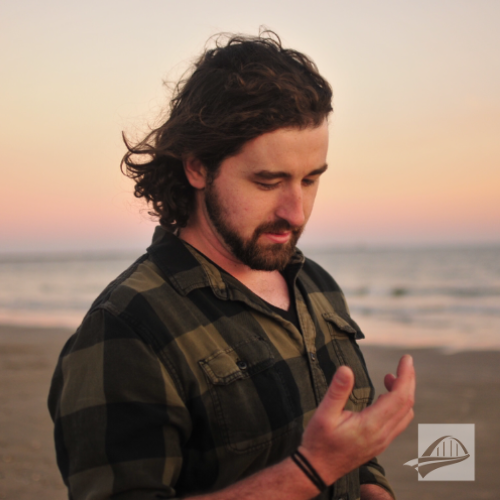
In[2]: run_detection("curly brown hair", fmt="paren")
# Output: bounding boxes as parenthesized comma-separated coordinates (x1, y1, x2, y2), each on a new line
(121, 30, 333, 230)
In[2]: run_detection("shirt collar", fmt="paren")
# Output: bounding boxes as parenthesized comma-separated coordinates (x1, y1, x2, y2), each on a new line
(147, 225, 305, 299)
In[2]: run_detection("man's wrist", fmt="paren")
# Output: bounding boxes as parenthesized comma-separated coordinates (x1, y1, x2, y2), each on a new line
(280, 453, 329, 498)
(296, 444, 344, 488)
(290, 449, 329, 493)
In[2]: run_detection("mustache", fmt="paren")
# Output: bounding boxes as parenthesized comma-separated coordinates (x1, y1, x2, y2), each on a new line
(254, 219, 303, 237)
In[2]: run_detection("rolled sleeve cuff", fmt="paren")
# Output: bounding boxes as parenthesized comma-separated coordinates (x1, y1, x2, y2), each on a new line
(359, 457, 396, 500)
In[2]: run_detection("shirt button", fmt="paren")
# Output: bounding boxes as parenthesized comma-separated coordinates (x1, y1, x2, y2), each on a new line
(309, 352, 316, 361)
(236, 360, 248, 370)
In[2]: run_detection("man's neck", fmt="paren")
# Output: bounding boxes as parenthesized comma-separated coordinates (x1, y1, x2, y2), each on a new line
(178, 225, 290, 310)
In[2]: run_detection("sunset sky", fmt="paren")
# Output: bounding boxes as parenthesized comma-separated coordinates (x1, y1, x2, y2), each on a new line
(1, 0, 499, 253)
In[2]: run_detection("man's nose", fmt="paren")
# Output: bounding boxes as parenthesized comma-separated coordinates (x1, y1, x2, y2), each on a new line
(275, 186, 306, 228)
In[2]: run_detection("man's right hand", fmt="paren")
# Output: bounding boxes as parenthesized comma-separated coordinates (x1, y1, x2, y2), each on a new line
(178, 357, 414, 500)
(299, 355, 416, 486)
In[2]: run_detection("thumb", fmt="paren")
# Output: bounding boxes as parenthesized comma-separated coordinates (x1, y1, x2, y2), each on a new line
(318, 366, 354, 417)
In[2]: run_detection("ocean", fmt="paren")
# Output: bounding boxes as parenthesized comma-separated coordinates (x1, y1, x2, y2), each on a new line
(1, 246, 499, 351)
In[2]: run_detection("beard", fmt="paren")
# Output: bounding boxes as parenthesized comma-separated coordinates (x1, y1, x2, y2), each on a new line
(204, 182, 304, 272)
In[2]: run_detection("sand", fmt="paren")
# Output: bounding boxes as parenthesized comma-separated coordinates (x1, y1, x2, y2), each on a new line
(0, 324, 70, 500)
(0, 324, 499, 500)
(363, 346, 500, 500)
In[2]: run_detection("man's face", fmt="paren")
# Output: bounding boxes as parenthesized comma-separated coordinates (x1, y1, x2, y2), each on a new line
(205, 179, 304, 271)
(197, 120, 329, 271)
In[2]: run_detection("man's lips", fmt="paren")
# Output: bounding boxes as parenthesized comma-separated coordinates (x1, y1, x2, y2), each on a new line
(262, 231, 292, 244)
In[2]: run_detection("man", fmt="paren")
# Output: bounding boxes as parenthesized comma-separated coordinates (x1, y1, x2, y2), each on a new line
(49, 32, 414, 500)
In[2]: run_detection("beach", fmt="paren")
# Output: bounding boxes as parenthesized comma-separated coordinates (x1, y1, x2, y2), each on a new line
(1, 324, 499, 500)
(0, 325, 69, 500)
(363, 345, 500, 499)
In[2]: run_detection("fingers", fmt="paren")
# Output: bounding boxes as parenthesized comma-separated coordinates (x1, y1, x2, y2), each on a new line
(384, 355, 415, 393)
(384, 373, 395, 391)
(384, 373, 396, 392)
(395, 355, 416, 401)
(397, 354, 414, 378)
(319, 366, 355, 418)
(367, 355, 415, 429)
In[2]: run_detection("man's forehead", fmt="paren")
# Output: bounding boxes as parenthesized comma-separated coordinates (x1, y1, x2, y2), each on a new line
(228, 121, 329, 173)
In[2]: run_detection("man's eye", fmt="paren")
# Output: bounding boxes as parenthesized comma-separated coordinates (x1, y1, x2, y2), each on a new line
(302, 178, 316, 186)
(256, 182, 280, 190)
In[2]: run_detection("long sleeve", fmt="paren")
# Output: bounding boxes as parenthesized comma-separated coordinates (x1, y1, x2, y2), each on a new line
(359, 456, 395, 499)
(48, 308, 190, 499)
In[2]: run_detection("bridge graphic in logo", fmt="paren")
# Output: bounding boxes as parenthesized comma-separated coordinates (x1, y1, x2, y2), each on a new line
(404, 424, 474, 481)
(404, 435, 470, 477)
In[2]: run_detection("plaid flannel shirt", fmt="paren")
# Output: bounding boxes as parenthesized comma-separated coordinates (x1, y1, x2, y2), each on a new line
(48, 226, 395, 500)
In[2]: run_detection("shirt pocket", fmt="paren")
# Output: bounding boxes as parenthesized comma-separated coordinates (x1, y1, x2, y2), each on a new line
(322, 311, 374, 411)
(199, 337, 298, 453)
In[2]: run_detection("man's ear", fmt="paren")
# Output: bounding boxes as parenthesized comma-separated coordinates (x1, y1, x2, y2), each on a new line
(183, 157, 208, 189)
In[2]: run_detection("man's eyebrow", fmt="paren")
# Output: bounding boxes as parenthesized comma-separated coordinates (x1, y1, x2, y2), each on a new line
(253, 164, 328, 180)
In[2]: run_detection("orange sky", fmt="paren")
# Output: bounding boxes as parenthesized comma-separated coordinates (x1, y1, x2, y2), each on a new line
(1, 0, 499, 252)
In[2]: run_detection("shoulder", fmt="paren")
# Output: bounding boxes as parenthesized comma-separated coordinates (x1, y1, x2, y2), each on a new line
(55, 255, 173, 363)
(86, 255, 165, 317)
(300, 256, 343, 294)
(298, 255, 364, 338)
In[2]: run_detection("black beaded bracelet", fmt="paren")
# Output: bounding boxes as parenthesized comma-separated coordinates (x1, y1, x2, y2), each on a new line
(290, 449, 328, 492)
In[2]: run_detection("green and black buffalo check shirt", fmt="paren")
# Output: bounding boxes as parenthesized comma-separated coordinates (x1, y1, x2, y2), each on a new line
(49, 226, 395, 500)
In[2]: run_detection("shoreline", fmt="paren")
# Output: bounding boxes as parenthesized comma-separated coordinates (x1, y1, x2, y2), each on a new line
(3, 316, 500, 353)
(1, 324, 499, 499)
